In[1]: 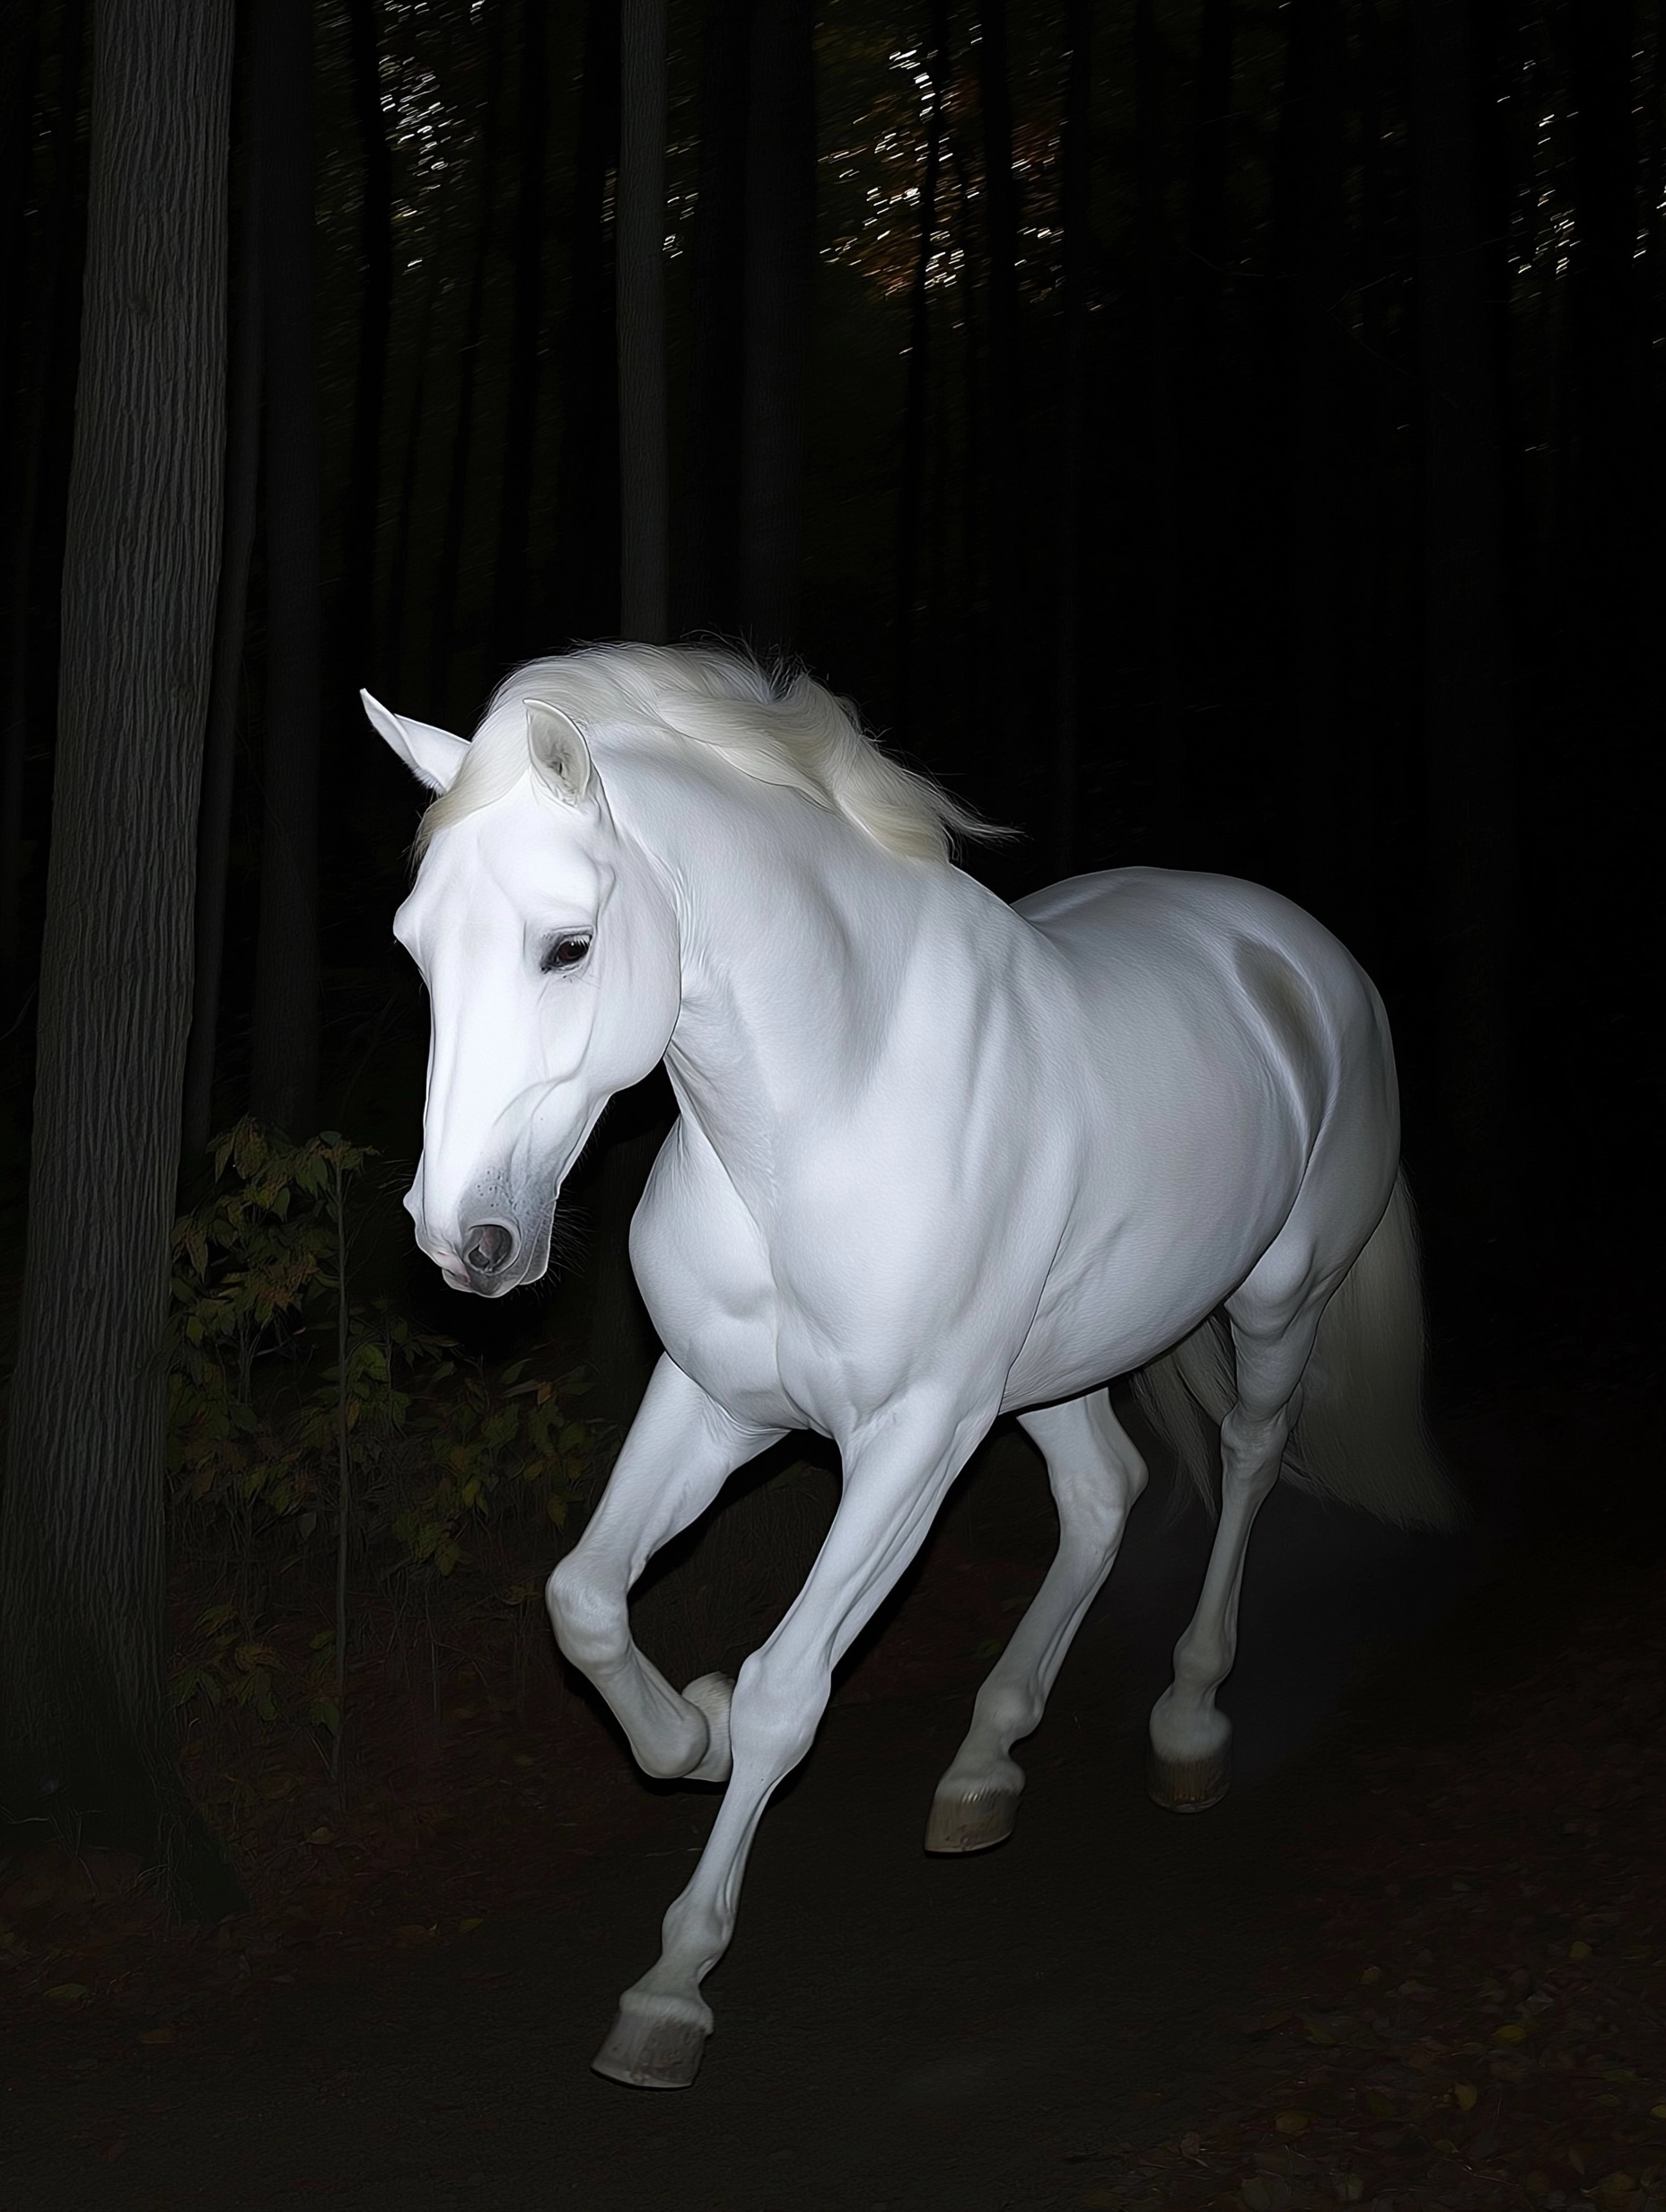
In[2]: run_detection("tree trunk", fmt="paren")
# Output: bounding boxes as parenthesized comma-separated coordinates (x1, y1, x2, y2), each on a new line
(618, 0, 670, 644)
(1407, 0, 1516, 1303)
(1178, 0, 1233, 717)
(551, 0, 621, 643)
(680, 0, 751, 637)
(0, 0, 241, 1917)
(1547, 0, 1651, 1307)
(0, 0, 86, 982)
(1267, 0, 1352, 912)
(975, 0, 1022, 745)
(184, 56, 263, 1156)
(0, 0, 41, 465)
(1134, 0, 1179, 778)
(250, 0, 321, 1137)
(427, 0, 510, 710)
(894, 0, 951, 733)
(1052, 0, 1092, 876)
(493, 0, 550, 661)
(386, 204, 450, 698)
(1559, 0, 1649, 707)
(737, 0, 814, 656)
(337, 0, 394, 697)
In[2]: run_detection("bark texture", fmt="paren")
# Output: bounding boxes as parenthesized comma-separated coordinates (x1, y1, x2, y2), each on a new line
(618, 0, 670, 643)
(680, 0, 752, 636)
(1408, 0, 1516, 1290)
(0, 0, 241, 1914)
(250, 0, 322, 1135)
(737, 0, 814, 655)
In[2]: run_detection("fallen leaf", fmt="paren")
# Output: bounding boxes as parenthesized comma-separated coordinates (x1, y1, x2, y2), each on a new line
(138, 2027, 174, 2046)
(1273, 2109, 1312, 2135)
(1453, 2081, 1477, 2111)
(308, 1826, 334, 1845)
(1241, 2009, 1293, 2035)
(1491, 2022, 1528, 2044)
(44, 1982, 88, 2005)
(459, 1916, 484, 1934)
(1360, 1965, 1381, 1984)
(1570, 1940, 1592, 1960)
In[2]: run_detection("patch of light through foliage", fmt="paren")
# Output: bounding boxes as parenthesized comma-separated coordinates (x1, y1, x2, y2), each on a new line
(816, 12, 1067, 304)
(381, 35, 470, 273)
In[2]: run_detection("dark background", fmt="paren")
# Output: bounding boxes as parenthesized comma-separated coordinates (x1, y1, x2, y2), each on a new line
(0, 0, 1658, 1894)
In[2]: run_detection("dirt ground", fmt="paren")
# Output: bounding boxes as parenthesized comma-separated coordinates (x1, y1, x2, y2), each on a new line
(1, 1381, 1661, 2212)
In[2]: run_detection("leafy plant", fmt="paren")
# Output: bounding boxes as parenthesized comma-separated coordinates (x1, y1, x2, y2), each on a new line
(165, 1121, 600, 1754)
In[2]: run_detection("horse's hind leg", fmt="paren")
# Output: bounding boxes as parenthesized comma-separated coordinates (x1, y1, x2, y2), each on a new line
(1147, 1291, 1325, 1812)
(925, 1390, 1146, 1852)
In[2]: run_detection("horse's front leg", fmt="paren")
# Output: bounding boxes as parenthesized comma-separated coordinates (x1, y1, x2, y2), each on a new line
(592, 1391, 995, 2091)
(546, 1356, 785, 1782)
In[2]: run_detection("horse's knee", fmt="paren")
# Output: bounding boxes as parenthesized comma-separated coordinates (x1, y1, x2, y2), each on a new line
(730, 1653, 826, 1773)
(546, 1556, 627, 1672)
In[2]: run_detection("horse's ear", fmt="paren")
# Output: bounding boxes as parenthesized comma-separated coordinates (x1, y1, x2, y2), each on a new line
(361, 689, 469, 795)
(524, 699, 593, 806)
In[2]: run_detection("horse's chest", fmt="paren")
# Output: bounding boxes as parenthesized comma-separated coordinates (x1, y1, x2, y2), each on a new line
(629, 1147, 948, 1433)
(629, 1162, 798, 1425)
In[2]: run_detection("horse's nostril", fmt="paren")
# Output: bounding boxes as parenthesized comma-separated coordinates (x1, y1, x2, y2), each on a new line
(465, 1223, 514, 1274)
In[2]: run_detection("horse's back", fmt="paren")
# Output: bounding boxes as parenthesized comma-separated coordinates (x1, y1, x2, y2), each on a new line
(1018, 866, 1367, 995)
(1017, 867, 1392, 1128)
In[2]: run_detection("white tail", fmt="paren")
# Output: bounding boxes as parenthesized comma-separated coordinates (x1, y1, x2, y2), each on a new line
(1131, 1171, 1461, 1530)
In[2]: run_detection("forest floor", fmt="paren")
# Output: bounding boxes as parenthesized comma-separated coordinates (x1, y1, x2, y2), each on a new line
(0, 1379, 1661, 2211)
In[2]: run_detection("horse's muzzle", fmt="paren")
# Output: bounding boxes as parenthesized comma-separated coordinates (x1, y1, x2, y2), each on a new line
(462, 1218, 518, 1283)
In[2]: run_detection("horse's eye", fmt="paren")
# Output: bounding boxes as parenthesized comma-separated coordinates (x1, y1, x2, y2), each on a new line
(541, 933, 592, 973)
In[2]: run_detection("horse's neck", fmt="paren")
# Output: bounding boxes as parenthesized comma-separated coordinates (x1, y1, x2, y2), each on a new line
(622, 753, 951, 1185)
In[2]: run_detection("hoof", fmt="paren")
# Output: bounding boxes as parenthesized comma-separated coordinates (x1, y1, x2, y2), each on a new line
(592, 1992, 711, 2091)
(923, 1786, 1021, 1854)
(1147, 1744, 1231, 1813)
(681, 1672, 733, 1784)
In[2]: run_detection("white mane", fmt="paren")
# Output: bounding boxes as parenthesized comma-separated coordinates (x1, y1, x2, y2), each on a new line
(413, 643, 1004, 865)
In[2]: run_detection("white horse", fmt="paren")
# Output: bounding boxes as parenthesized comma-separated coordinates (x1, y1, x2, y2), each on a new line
(364, 643, 1458, 2091)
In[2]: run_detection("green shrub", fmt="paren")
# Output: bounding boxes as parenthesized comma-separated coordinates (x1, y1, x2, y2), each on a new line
(166, 1120, 599, 1737)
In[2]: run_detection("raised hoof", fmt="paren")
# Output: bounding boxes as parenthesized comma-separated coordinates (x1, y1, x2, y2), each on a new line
(681, 1672, 733, 1785)
(1147, 1744, 1232, 1813)
(592, 1996, 710, 2091)
(923, 1787, 1021, 1854)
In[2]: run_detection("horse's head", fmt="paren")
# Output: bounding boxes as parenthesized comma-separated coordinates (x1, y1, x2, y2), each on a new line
(364, 689, 681, 1296)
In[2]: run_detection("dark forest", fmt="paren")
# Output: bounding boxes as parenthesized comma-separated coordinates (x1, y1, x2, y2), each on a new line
(0, 0, 1660, 2199)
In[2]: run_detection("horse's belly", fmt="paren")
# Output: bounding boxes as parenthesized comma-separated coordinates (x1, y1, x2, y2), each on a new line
(1000, 1126, 1302, 1411)
(1001, 1246, 1232, 1409)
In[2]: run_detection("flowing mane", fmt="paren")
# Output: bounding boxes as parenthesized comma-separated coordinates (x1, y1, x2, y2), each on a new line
(413, 642, 1003, 865)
